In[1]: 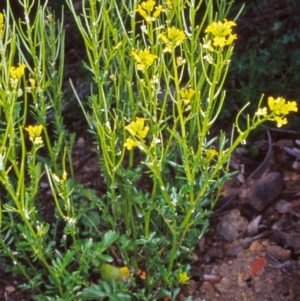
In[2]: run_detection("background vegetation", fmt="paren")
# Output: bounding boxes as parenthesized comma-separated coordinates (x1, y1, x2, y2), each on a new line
(226, 0, 300, 129)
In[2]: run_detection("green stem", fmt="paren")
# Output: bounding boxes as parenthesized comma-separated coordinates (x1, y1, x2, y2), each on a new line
(144, 181, 157, 238)
(0, 237, 32, 282)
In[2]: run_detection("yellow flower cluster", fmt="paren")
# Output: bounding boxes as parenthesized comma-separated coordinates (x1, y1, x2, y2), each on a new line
(180, 87, 195, 105)
(159, 26, 186, 53)
(268, 96, 297, 115)
(124, 117, 149, 150)
(0, 13, 4, 38)
(205, 19, 237, 48)
(10, 64, 27, 80)
(206, 149, 218, 160)
(135, 0, 164, 23)
(25, 124, 43, 145)
(124, 138, 138, 150)
(131, 48, 158, 72)
(165, 0, 183, 11)
(255, 96, 298, 127)
(177, 271, 189, 284)
(29, 78, 36, 88)
(9, 63, 27, 88)
(165, 0, 173, 9)
(26, 78, 37, 93)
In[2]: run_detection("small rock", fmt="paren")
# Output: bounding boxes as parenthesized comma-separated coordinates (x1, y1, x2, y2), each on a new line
(76, 137, 85, 147)
(239, 172, 283, 211)
(214, 277, 229, 294)
(267, 245, 291, 261)
(253, 277, 266, 293)
(247, 215, 262, 236)
(198, 237, 206, 252)
(236, 271, 248, 287)
(202, 274, 221, 284)
(217, 209, 248, 241)
(5, 285, 16, 293)
(199, 281, 215, 297)
(227, 237, 253, 256)
(274, 199, 292, 213)
(227, 233, 269, 257)
(249, 240, 265, 252)
(204, 246, 223, 262)
(271, 231, 300, 251)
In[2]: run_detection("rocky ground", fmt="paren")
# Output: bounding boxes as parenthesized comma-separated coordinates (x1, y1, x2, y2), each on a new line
(180, 132, 300, 301)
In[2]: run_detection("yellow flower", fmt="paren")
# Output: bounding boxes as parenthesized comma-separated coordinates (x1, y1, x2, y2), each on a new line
(135, 0, 164, 22)
(178, 271, 189, 284)
(139, 0, 155, 13)
(119, 266, 131, 280)
(206, 149, 218, 159)
(0, 13, 4, 38)
(274, 116, 287, 127)
(25, 125, 43, 145)
(29, 78, 36, 89)
(0, 13, 3, 28)
(26, 78, 36, 93)
(10, 64, 27, 80)
(268, 96, 298, 115)
(205, 19, 236, 36)
(159, 26, 186, 52)
(176, 56, 186, 66)
(226, 33, 237, 45)
(202, 39, 214, 52)
(124, 138, 138, 150)
(62, 171, 68, 181)
(125, 117, 149, 139)
(153, 5, 164, 18)
(165, 0, 173, 9)
(180, 87, 195, 105)
(255, 107, 267, 117)
(205, 19, 237, 48)
(131, 49, 158, 72)
(255, 97, 297, 128)
(167, 26, 186, 44)
(212, 36, 227, 48)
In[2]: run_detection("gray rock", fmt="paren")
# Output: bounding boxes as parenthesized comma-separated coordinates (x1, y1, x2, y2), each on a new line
(239, 171, 283, 211)
(217, 209, 248, 241)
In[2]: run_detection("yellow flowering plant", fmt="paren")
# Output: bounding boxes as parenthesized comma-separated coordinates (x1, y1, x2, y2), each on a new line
(135, 0, 164, 22)
(64, 0, 298, 298)
(0, 0, 297, 300)
(0, 1, 91, 299)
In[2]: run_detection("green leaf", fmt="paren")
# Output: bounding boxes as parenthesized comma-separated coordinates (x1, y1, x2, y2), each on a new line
(99, 280, 111, 293)
(100, 264, 120, 281)
(80, 284, 106, 300)
(110, 294, 131, 301)
(97, 253, 113, 262)
(98, 230, 118, 252)
(63, 250, 75, 267)
(115, 293, 131, 300)
(179, 184, 193, 194)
